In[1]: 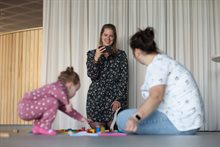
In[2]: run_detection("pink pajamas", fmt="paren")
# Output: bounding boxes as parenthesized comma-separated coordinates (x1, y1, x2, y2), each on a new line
(18, 81, 83, 129)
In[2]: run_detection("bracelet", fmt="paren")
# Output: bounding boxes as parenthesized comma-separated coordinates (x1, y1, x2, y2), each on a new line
(133, 114, 142, 122)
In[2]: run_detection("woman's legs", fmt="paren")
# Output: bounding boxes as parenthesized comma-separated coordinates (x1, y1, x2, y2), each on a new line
(116, 109, 198, 135)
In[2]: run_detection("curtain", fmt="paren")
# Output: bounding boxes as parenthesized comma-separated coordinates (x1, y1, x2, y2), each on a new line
(43, 0, 220, 131)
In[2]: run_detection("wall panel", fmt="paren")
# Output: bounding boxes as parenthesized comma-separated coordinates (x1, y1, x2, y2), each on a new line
(0, 28, 42, 124)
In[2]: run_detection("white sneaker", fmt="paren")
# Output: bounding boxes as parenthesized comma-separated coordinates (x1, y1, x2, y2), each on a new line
(110, 107, 121, 131)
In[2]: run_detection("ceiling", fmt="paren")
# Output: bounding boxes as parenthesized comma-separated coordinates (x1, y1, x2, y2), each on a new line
(0, 0, 43, 33)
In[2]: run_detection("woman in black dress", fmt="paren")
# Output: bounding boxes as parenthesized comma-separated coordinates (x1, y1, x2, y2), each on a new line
(86, 24, 128, 129)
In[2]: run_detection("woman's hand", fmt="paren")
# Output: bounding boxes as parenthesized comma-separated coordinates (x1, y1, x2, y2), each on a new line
(65, 103, 72, 113)
(94, 46, 105, 61)
(124, 117, 138, 133)
(111, 100, 121, 112)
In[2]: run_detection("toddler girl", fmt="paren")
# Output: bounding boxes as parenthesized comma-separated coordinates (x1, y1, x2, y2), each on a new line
(18, 67, 90, 135)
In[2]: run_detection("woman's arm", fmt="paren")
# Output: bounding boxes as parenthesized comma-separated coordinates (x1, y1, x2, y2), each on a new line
(113, 51, 128, 110)
(125, 85, 165, 132)
(86, 50, 101, 80)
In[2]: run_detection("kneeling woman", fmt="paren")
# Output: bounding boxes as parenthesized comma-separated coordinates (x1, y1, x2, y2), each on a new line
(116, 27, 204, 135)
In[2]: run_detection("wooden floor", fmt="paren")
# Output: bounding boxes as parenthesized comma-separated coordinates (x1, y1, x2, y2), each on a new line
(0, 125, 220, 147)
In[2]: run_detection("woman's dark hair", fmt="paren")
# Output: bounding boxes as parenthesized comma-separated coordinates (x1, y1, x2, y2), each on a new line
(99, 23, 118, 54)
(130, 27, 158, 54)
(58, 66, 80, 85)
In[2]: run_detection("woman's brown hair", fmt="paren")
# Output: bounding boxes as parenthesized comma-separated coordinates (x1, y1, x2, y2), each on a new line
(99, 23, 118, 54)
(58, 66, 80, 85)
(130, 27, 159, 54)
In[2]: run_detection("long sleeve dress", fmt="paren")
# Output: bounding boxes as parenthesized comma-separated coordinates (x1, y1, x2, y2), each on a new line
(86, 49, 128, 122)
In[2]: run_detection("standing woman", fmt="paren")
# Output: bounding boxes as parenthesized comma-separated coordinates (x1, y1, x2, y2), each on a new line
(86, 24, 128, 129)
(116, 27, 204, 135)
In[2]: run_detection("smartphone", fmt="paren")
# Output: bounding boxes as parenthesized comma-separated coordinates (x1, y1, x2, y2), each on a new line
(104, 45, 112, 53)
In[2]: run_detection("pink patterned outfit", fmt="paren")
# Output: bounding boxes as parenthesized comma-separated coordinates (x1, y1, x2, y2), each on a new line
(18, 81, 83, 130)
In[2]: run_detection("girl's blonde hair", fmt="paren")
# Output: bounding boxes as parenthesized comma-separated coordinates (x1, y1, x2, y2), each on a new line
(58, 66, 80, 85)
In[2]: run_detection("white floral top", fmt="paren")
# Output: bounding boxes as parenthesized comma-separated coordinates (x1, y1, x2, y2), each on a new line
(141, 54, 204, 131)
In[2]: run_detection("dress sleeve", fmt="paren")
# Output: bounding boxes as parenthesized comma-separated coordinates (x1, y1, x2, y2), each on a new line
(59, 105, 84, 121)
(115, 51, 128, 108)
(86, 50, 100, 80)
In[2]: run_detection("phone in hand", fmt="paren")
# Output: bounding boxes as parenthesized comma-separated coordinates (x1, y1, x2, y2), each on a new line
(104, 45, 112, 53)
(98, 45, 112, 53)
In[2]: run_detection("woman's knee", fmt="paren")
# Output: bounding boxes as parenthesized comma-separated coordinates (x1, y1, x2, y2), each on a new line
(116, 109, 137, 130)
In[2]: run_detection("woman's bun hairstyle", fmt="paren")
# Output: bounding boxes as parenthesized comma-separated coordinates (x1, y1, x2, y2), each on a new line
(130, 26, 158, 54)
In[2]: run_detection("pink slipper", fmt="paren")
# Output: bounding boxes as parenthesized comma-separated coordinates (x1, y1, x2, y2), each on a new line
(32, 125, 56, 135)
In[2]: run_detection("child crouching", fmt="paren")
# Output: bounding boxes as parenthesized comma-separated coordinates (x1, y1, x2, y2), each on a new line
(18, 66, 90, 135)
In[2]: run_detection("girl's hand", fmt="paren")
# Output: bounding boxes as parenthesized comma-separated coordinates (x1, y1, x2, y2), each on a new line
(86, 118, 93, 124)
(111, 101, 121, 112)
(65, 103, 72, 113)
(80, 117, 92, 124)
(94, 46, 105, 61)
(124, 117, 138, 133)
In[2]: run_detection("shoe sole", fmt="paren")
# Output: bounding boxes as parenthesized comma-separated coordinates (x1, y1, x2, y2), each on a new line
(110, 107, 121, 130)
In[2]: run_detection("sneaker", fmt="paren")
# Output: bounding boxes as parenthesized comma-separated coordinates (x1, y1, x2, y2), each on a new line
(110, 107, 122, 131)
(32, 125, 56, 136)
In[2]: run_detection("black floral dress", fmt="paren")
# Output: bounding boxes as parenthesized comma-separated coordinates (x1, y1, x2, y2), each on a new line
(86, 49, 128, 122)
